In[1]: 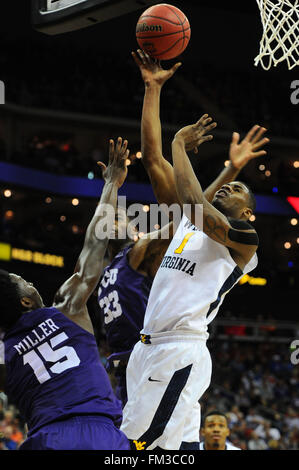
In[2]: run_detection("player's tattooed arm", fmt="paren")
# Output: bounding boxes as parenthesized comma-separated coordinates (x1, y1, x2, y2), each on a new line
(129, 222, 174, 277)
(53, 138, 129, 331)
(172, 117, 258, 269)
(132, 49, 182, 209)
(204, 125, 269, 203)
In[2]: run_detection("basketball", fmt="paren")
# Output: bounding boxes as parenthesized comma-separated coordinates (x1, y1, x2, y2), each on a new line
(136, 4, 191, 61)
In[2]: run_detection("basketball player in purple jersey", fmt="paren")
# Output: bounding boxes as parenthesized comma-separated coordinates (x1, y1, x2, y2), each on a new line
(0, 137, 131, 450)
(98, 50, 269, 406)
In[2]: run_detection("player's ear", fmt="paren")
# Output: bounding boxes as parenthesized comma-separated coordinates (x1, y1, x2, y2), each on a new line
(243, 207, 253, 220)
(20, 297, 34, 310)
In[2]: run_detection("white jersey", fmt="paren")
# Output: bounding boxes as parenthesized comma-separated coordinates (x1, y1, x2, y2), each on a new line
(199, 440, 241, 450)
(142, 214, 257, 338)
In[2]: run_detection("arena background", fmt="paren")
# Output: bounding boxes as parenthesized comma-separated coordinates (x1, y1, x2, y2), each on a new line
(0, 1, 298, 450)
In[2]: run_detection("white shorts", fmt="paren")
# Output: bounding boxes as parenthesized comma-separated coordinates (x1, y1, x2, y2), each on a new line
(120, 333, 212, 450)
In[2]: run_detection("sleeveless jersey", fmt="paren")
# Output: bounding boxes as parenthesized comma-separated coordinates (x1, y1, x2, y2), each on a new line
(142, 214, 258, 338)
(3, 307, 123, 433)
(98, 245, 152, 352)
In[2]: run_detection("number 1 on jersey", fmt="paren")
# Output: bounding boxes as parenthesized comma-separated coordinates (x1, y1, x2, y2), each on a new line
(174, 232, 195, 254)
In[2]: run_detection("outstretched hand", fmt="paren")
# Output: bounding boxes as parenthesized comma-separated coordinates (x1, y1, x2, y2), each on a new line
(229, 125, 269, 170)
(132, 49, 181, 87)
(97, 137, 129, 188)
(174, 114, 217, 153)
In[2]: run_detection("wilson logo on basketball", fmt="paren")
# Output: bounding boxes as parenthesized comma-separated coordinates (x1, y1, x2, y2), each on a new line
(135, 4, 190, 60)
(136, 23, 163, 33)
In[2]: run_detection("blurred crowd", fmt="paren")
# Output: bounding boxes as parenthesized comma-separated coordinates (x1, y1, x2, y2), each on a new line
(0, 404, 25, 450)
(1, 38, 298, 139)
(6, 134, 149, 183)
(0, 39, 298, 196)
(200, 340, 299, 450)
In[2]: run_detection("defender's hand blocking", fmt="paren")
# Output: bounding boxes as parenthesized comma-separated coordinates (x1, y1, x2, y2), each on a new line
(132, 49, 181, 87)
(174, 114, 217, 153)
(229, 125, 269, 170)
(97, 137, 130, 188)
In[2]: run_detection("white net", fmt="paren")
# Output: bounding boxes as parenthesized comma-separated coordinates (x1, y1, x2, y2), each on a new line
(255, 0, 299, 70)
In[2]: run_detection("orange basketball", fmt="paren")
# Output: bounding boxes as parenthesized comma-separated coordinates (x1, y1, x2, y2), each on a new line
(136, 3, 191, 60)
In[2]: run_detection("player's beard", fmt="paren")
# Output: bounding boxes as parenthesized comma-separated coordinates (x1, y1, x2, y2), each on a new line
(212, 198, 226, 214)
(212, 442, 220, 449)
(212, 198, 234, 218)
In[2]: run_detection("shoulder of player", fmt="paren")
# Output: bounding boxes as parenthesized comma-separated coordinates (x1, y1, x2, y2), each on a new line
(52, 274, 94, 334)
(228, 218, 256, 232)
(227, 217, 259, 246)
(53, 296, 94, 335)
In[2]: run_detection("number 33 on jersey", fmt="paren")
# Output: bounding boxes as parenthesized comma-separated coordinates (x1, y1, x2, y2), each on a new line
(98, 269, 122, 325)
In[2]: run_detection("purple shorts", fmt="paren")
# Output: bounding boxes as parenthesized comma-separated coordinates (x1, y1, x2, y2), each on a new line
(20, 415, 130, 450)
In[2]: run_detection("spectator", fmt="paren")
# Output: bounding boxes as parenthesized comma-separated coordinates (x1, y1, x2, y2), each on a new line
(1, 426, 18, 450)
(247, 431, 268, 450)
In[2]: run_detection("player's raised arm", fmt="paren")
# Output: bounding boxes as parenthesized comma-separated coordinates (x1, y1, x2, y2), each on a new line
(204, 125, 269, 203)
(171, 115, 258, 270)
(53, 138, 129, 332)
(132, 49, 182, 208)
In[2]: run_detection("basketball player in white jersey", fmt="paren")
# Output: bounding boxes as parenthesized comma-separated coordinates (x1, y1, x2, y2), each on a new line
(97, 50, 268, 409)
(121, 51, 268, 451)
(200, 411, 241, 450)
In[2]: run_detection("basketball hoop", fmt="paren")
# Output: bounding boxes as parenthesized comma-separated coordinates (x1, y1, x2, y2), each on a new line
(255, 0, 299, 70)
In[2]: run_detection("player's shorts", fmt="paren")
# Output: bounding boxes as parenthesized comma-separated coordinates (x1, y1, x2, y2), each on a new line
(20, 415, 130, 450)
(120, 332, 212, 450)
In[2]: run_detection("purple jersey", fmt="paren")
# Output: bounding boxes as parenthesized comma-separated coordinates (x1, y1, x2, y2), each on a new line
(98, 245, 152, 353)
(4, 307, 123, 434)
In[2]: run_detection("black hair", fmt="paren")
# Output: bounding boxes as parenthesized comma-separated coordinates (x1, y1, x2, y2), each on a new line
(238, 181, 256, 212)
(203, 410, 228, 426)
(0, 270, 23, 332)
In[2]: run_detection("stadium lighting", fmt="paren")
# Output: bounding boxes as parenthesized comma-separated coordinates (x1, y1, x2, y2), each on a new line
(4, 189, 12, 198)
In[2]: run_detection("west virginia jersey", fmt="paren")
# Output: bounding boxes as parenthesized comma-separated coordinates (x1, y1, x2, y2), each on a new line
(121, 214, 258, 450)
(142, 214, 257, 337)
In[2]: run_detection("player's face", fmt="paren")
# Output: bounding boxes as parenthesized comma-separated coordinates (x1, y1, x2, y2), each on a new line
(202, 415, 230, 450)
(212, 181, 252, 219)
(9, 273, 44, 309)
